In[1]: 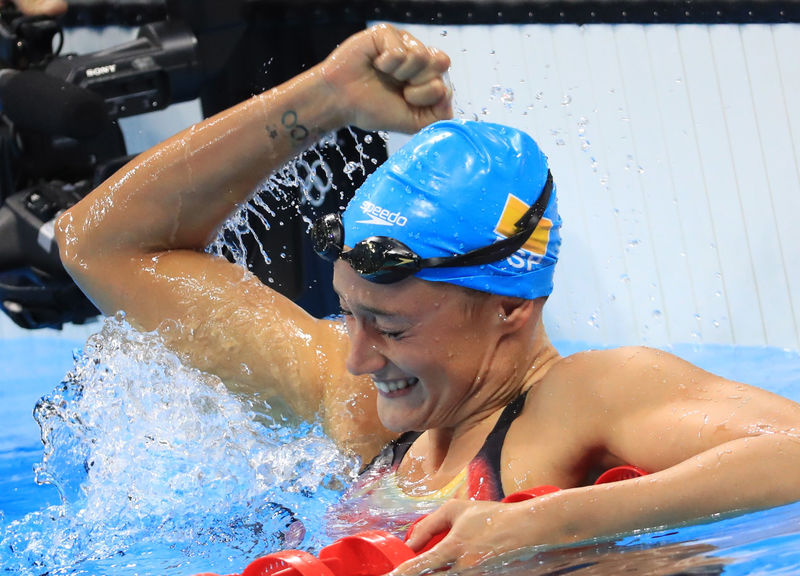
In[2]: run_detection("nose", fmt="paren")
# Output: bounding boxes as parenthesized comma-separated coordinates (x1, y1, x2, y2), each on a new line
(345, 319, 388, 376)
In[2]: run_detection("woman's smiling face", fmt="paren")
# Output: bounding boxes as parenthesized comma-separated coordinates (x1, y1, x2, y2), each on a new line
(332, 261, 509, 434)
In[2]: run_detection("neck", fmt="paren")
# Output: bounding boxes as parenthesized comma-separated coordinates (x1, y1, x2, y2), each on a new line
(423, 314, 561, 471)
(519, 316, 562, 391)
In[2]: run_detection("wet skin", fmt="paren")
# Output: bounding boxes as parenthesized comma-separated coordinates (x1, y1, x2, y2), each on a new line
(333, 260, 529, 436)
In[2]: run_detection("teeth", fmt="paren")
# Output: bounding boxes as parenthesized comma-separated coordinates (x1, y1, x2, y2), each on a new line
(374, 378, 418, 394)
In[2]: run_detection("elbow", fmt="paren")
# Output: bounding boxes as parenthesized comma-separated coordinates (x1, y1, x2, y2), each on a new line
(55, 206, 89, 279)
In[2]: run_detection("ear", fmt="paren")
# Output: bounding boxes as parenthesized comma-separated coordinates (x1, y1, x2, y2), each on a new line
(496, 297, 538, 333)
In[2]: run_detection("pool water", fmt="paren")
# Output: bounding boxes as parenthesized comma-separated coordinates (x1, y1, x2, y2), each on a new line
(1, 318, 800, 576)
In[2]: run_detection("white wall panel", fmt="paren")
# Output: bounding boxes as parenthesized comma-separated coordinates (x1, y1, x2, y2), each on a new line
(742, 26, 800, 347)
(644, 25, 730, 346)
(615, 25, 695, 345)
(389, 22, 800, 349)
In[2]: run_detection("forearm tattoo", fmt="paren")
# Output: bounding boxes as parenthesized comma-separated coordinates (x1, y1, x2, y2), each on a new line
(276, 110, 309, 142)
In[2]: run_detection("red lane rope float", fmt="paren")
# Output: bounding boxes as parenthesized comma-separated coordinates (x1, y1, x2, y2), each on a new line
(594, 465, 648, 484)
(196, 465, 648, 576)
(319, 530, 416, 575)
(240, 549, 335, 576)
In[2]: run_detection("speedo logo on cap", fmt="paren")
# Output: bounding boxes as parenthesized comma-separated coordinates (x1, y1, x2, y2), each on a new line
(495, 194, 553, 256)
(356, 200, 408, 227)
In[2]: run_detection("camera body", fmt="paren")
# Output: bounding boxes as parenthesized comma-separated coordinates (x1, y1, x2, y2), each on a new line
(0, 7, 202, 329)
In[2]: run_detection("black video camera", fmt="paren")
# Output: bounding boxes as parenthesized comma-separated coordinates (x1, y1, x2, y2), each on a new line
(0, 6, 203, 329)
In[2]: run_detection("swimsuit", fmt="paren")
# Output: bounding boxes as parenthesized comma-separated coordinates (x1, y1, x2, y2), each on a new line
(326, 392, 528, 536)
(371, 390, 528, 501)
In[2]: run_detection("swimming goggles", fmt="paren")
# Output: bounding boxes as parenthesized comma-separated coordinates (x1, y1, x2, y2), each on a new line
(311, 171, 553, 284)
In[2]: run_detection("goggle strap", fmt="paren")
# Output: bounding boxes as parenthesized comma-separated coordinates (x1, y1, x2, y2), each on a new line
(515, 170, 553, 230)
(419, 170, 553, 270)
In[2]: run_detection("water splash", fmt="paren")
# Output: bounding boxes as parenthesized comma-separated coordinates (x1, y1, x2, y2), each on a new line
(206, 132, 350, 269)
(2, 127, 391, 575)
(490, 85, 515, 109)
(2, 314, 357, 576)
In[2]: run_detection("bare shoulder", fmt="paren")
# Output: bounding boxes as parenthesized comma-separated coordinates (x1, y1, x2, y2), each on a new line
(542, 345, 720, 404)
(519, 345, 739, 443)
(525, 345, 800, 473)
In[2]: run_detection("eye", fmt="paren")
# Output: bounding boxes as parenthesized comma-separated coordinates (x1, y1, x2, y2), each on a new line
(376, 325, 406, 340)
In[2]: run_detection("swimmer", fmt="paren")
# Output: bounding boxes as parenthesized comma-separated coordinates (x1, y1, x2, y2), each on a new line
(55, 23, 800, 575)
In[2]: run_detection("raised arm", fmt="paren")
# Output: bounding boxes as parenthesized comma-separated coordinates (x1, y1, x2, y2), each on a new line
(55, 24, 451, 460)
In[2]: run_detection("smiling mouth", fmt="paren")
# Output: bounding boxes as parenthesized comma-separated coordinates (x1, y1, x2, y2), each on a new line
(373, 377, 419, 395)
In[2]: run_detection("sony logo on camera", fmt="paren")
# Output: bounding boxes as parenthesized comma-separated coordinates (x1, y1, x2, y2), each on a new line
(85, 64, 118, 78)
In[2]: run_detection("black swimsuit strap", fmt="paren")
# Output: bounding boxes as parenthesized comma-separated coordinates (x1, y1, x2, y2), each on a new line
(389, 430, 423, 469)
(470, 390, 530, 499)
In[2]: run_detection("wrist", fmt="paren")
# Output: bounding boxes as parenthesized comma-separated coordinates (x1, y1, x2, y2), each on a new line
(256, 64, 349, 145)
(522, 488, 595, 547)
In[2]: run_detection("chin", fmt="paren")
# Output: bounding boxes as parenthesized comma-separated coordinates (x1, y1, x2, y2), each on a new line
(377, 403, 425, 434)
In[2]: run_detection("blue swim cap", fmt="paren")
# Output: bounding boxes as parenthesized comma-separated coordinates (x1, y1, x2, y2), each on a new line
(342, 119, 561, 299)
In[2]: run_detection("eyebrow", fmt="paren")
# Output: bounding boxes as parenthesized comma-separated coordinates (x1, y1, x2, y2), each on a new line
(333, 286, 402, 319)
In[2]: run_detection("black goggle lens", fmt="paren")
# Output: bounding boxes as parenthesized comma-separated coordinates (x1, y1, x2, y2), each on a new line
(311, 213, 344, 262)
(343, 238, 421, 283)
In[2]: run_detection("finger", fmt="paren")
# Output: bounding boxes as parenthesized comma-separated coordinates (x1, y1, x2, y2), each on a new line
(403, 79, 451, 110)
(373, 45, 427, 82)
(406, 47, 452, 87)
(393, 34, 439, 82)
(370, 23, 410, 73)
(389, 547, 455, 576)
(404, 507, 460, 551)
(373, 30, 449, 84)
(406, 90, 454, 131)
